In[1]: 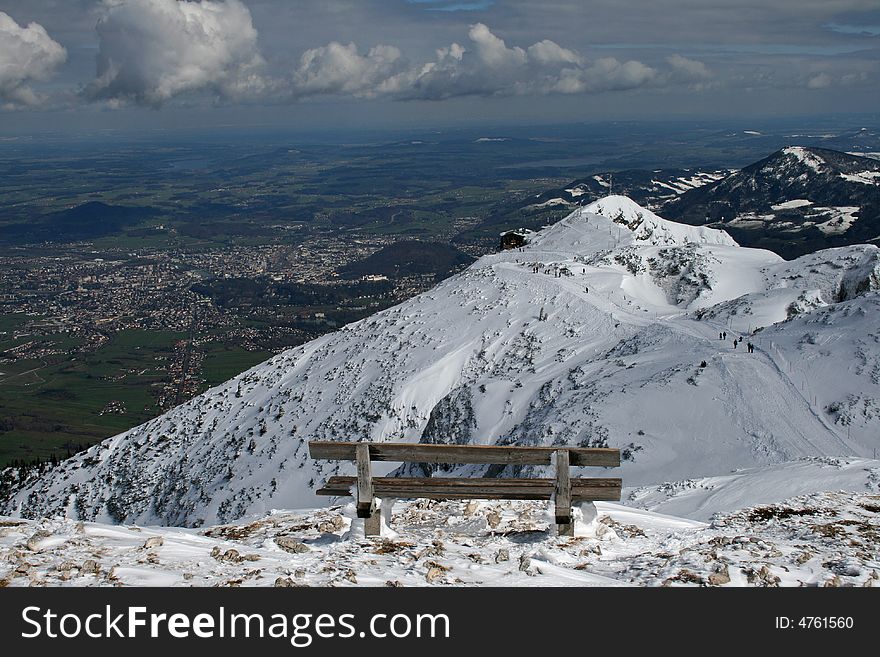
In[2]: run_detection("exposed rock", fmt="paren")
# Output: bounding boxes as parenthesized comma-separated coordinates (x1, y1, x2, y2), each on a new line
(744, 565, 780, 586)
(275, 537, 310, 554)
(211, 547, 242, 563)
(317, 516, 345, 533)
(25, 531, 51, 552)
(707, 564, 731, 586)
(81, 559, 99, 575)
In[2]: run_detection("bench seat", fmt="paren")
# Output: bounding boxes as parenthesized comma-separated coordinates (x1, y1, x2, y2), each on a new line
(316, 475, 622, 502)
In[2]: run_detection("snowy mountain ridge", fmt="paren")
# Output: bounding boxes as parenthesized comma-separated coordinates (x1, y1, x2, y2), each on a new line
(3, 196, 879, 528)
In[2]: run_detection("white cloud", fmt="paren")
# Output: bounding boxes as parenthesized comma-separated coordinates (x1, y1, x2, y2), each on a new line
(389, 23, 663, 100)
(282, 23, 676, 102)
(807, 72, 833, 89)
(556, 58, 658, 94)
(526, 40, 583, 67)
(86, 0, 267, 107)
(292, 42, 404, 98)
(806, 70, 870, 90)
(839, 71, 869, 86)
(76, 11, 715, 108)
(0, 11, 66, 108)
(468, 22, 527, 69)
(667, 54, 712, 82)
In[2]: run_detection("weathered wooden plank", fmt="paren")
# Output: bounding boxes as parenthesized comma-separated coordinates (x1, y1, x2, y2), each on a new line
(355, 443, 374, 519)
(308, 441, 620, 468)
(316, 476, 621, 501)
(554, 449, 571, 526)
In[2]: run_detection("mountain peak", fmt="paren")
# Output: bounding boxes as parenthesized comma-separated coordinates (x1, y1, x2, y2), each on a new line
(779, 146, 827, 172)
(582, 194, 647, 217)
(581, 194, 663, 231)
(531, 194, 737, 252)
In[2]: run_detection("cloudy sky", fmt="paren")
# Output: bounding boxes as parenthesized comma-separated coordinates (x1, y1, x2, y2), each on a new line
(0, 0, 878, 133)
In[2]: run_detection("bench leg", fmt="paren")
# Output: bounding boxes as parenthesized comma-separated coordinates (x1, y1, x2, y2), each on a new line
(364, 509, 381, 537)
(556, 522, 574, 537)
(554, 450, 573, 538)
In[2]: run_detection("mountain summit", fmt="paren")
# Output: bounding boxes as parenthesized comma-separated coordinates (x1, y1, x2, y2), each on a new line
(3, 196, 879, 527)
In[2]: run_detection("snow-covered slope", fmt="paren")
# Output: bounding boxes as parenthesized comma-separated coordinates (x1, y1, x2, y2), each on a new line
(627, 456, 880, 521)
(3, 196, 879, 527)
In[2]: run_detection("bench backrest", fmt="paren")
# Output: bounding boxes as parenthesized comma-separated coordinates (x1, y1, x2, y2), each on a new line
(308, 440, 620, 468)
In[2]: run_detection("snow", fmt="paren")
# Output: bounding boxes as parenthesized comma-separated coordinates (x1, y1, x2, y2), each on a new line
(652, 172, 727, 195)
(782, 146, 826, 172)
(771, 199, 813, 210)
(4, 195, 879, 533)
(3, 467, 878, 587)
(626, 457, 880, 521)
(674, 172, 726, 189)
(840, 171, 880, 185)
(809, 206, 861, 235)
(555, 195, 739, 248)
(651, 179, 685, 194)
(527, 198, 572, 209)
(729, 213, 776, 228)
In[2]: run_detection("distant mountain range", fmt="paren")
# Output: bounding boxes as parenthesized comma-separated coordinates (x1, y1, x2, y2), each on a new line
(518, 168, 733, 212)
(664, 147, 880, 258)
(526, 147, 880, 259)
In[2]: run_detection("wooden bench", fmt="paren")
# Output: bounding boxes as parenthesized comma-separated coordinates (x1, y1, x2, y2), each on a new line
(309, 441, 621, 537)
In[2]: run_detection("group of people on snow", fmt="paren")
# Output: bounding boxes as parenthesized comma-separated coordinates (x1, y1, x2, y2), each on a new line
(720, 331, 754, 353)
